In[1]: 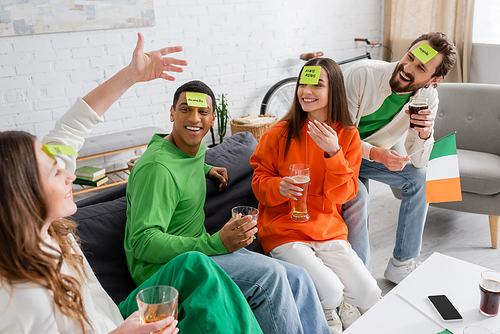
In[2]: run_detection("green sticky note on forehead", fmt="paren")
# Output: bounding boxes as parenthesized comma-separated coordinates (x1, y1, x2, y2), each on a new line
(411, 42, 438, 64)
(300, 66, 322, 85)
(186, 92, 208, 108)
(43, 144, 78, 158)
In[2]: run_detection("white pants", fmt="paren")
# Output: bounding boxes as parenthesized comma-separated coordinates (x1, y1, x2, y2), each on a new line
(269, 240, 381, 310)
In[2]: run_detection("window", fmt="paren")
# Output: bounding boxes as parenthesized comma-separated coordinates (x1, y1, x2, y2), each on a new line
(473, 0, 500, 44)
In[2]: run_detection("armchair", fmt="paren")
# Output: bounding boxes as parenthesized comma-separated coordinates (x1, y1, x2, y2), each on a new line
(391, 83, 500, 249)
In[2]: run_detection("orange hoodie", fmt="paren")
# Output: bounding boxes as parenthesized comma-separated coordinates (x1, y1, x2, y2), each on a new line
(250, 120, 362, 254)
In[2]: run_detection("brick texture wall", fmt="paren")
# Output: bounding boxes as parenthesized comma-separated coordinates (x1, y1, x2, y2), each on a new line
(0, 0, 383, 170)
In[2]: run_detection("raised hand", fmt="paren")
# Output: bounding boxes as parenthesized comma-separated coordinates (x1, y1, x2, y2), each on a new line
(130, 32, 188, 83)
(82, 32, 188, 116)
(307, 120, 340, 157)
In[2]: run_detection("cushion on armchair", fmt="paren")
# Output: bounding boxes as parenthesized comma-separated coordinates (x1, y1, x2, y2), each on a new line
(204, 131, 264, 253)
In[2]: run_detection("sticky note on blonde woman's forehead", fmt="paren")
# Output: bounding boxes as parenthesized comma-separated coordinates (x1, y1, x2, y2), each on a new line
(411, 42, 438, 64)
(42, 144, 78, 158)
(186, 92, 208, 107)
(300, 66, 322, 85)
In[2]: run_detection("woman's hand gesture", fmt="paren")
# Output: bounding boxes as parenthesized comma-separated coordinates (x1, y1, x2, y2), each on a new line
(307, 120, 340, 157)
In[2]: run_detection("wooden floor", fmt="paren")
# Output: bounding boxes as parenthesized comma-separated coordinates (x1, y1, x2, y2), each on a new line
(369, 180, 500, 296)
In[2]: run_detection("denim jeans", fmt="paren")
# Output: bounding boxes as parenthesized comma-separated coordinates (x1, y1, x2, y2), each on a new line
(211, 248, 330, 334)
(342, 159, 428, 269)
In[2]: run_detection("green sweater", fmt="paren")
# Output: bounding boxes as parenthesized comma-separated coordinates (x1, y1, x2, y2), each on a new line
(124, 134, 228, 285)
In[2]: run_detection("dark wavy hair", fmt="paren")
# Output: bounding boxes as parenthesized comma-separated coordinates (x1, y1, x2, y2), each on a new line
(282, 57, 353, 156)
(0, 131, 90, 331)
(409, 32, 457, 79)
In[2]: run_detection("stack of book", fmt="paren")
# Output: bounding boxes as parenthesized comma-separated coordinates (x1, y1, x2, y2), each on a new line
(74, 166, 108, 187)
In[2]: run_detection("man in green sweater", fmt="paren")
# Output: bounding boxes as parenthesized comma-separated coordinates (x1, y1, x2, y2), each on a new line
(124, 80, 330, 334)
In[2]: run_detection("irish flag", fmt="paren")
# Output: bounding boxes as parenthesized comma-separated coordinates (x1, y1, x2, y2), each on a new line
(426, 132, 462, 203)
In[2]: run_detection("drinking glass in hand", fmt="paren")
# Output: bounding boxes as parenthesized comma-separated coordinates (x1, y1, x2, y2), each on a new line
(479, 270, 500, 316)
(136, 285, 178, 324)
(289, 164, 310, 222)
(409, 96, 429, 129)
(232, 206, 258, 241)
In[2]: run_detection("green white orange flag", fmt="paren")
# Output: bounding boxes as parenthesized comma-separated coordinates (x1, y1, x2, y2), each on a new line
(425, 132, 462, 203)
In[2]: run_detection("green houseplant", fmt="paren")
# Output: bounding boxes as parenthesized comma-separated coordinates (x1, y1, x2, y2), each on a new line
(209, 93, 230, 146)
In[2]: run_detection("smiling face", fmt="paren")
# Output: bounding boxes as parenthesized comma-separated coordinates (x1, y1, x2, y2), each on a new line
(34, 141, 77, 228)
(297, 68, 329, 121)
(389, 40, 444, 94)
(169, 91, 215, 156)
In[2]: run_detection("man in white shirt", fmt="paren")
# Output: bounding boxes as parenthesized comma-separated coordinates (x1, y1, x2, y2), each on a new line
(342, 32, 457, 284)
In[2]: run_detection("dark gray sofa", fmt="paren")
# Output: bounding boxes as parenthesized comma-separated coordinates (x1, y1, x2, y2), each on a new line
(71, 132, 263, 305)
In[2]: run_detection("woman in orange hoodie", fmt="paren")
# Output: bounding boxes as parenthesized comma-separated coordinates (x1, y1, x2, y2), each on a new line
(250, 58, 381, 333)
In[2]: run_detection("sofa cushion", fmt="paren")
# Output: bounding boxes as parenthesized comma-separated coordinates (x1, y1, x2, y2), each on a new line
(72, 196, 136, 304)
(204, 132, 264, 253)
(458, 149, 500, 195)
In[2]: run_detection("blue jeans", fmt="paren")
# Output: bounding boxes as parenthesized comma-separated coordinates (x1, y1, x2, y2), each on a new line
(342, 159, 428, 269)
(211, 248, 330, 334)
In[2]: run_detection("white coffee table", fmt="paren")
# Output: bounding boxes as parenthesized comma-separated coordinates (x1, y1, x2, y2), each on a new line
(345, 252, 500, 334)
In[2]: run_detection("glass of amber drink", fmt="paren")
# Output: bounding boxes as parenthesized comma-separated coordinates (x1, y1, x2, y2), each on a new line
(289, 164, 310, 222)
(232, 206, 259, 242)
(136, 285, 178, 324)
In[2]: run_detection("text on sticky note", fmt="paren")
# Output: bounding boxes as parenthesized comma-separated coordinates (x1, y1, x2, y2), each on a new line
(411, 42, 438, 64)
(186, 92, 208, 108)
(43, 144, 78, 157)
(300, 66, 322, 85)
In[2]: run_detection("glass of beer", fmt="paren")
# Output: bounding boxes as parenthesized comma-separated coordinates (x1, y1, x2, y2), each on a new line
(479, 270, 500, 316)
(408, 96, 428, 128)
(136, 285, 178, 324)
(289, 164, 310, 222)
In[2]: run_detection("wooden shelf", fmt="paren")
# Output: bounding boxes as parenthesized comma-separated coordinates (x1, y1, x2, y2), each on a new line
(72, 168, 131, 195)
(71, 144, 147, 195)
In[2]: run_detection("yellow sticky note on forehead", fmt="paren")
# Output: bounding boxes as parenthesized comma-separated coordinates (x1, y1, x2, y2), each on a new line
(411, 42, 438, 64)
(186, 92, 208, 108)
(300, 66, 322, 85)
(43, 144, 78, 158)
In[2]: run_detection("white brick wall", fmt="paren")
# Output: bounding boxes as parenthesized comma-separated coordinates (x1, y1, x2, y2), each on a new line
(0, 0, 383, 151)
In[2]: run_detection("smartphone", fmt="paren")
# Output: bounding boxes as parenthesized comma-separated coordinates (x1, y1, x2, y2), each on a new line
(428, 295, 463, 322)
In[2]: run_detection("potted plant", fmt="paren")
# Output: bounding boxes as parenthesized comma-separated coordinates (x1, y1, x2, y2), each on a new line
(209, 93, 230, 147)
